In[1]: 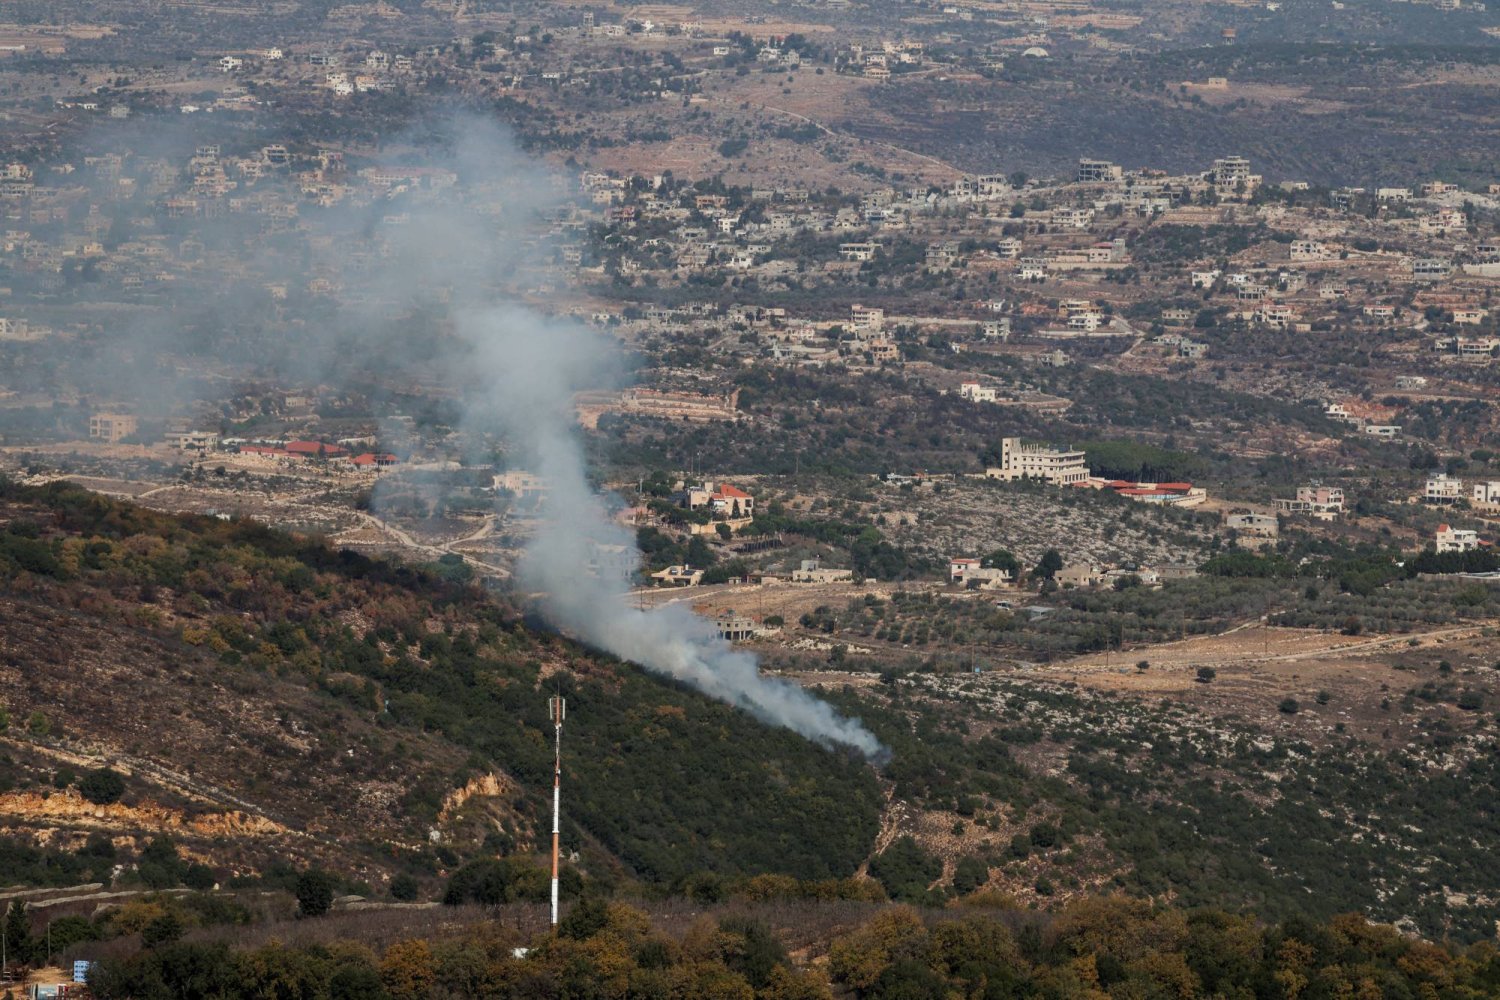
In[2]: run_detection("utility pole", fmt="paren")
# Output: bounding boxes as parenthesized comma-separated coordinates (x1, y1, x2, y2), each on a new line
(548, 694, 566, 929)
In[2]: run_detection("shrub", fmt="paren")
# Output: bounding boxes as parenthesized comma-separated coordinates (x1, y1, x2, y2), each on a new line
(79, 768, 126, 805)
(183, 864, 216, 892)
(389, 874, 420, 901)
(1279, 698, 1300, 714)
(1029, 823, 1062, 849)
(141, 912, 183, 948)
(868, 836, 942, 903)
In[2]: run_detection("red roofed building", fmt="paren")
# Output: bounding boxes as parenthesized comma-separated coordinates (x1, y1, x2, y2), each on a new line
(284, 440, 346, 458)
(1103, 480, 1207, 507)
(949, 557, 981, 582)
(351, 452, 399, 468)
(682, 481, 756, 525)
(709, 483, 754, 518)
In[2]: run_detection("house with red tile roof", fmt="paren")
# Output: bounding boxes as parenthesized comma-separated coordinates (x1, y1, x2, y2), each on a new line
(351, 452, 399, 468)
(708, 483, 754, 519)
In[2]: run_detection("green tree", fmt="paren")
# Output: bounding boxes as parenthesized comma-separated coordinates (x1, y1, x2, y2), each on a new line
(718, 916, 788, 990)
(559, 895, 609, 940)
(686, 536, 717, 568)
(868, 836, 942, 903)
(141, 912, 184, 948)
(982, 549, 1019, 576)
(138, 836, 184, 888)
(3, 900, 31, 966)
(952, 856, 990, 896)
(295, 870, 337, 918)
(1034, 549, 1063, 580)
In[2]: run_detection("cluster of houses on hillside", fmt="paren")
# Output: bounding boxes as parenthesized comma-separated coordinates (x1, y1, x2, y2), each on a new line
(1425, 473, 1500, 507)
(949, 555, 1185, 591)
(84, 411, 401, 470)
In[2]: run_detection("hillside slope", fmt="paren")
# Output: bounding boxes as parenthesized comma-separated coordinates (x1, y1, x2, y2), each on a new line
(0, 479, 882, 896)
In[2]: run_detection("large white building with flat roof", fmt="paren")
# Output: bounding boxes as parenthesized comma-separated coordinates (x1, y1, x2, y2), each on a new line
(985, 437, 1090, 486)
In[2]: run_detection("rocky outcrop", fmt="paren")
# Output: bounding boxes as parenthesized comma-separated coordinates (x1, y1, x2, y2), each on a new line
(437, 771, 516, 826)
(0, 788, 287, 837)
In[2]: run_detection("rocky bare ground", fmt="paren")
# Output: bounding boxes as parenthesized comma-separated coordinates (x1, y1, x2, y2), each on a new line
(866, 477, 1213, 568)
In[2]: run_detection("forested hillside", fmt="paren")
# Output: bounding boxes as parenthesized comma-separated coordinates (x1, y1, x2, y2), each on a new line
(0, 478, 881, 895)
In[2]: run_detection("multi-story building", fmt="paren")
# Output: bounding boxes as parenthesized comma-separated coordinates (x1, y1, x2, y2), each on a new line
(1275, 486, 1345, 519)
(984, 437, 1090, 486)
(1077, 159, 1123, 184)
(1472, 481, 1500, 506)
(89, 412, 138, 443)
(1412, 258, 1451, 281)
(1425, 473, 1463, 503)
(1289, 240, 1330, 261)
(949, 557, 1012, 588)
(1210, 155, 1255, 193)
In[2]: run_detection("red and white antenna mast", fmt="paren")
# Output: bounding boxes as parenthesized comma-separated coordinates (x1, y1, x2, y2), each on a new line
(548, 694, 566, 928)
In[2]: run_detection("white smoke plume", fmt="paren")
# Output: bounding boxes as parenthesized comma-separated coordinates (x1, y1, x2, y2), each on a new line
(36, 108, 884, 756)
(451, 300, 885, 757)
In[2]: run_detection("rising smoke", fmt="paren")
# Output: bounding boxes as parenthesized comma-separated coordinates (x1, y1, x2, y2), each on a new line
(374, 118, 886, 757)
(43, 108, 884, 756)
(452, 303, 885, 757)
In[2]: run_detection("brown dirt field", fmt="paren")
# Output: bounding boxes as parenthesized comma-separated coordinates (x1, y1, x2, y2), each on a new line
(1056, 623, 1493, 680)
(1033, 622, 1500, 744)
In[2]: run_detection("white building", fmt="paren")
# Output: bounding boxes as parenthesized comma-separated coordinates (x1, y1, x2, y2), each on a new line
(949, 557, 1013, 588)
(1275, 486, 1345, 519)
(984, 437, 1090, 486)
(1472, 481, 1500, 506)
(959, 381, 999, 403)
(1435, 524, 1479, 553)
(1425, 473, 1463, 503)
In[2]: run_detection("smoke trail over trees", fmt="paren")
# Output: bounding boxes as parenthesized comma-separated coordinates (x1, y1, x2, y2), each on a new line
(372, 119, 885, 756)
(451, 304, 885, 756)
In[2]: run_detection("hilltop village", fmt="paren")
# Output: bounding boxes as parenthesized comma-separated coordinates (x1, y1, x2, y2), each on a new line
(2, 1, 1500, 994)
(1, 128, 1496, 606)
